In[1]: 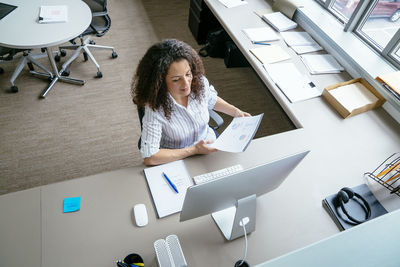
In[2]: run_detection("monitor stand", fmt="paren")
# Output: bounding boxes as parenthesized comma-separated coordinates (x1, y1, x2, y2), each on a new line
(211, 194, 256, 240)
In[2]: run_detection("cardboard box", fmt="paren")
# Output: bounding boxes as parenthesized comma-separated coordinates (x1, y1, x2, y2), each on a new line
(322, 78, 385, 118)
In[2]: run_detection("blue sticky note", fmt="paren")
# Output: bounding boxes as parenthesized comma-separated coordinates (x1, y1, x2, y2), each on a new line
(63, 197, 81, 213)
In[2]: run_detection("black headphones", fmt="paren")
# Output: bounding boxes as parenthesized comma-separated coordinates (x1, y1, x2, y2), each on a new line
(336, 187, 371, 225)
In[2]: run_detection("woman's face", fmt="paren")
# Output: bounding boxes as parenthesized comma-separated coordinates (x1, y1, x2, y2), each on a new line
(165, 59, 192, 102)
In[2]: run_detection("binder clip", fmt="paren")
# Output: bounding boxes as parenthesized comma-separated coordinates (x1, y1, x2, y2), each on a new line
(154, 234, 187, 267)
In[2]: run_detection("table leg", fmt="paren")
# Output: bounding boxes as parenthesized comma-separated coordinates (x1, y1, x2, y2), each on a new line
(40, 47, 85, 98)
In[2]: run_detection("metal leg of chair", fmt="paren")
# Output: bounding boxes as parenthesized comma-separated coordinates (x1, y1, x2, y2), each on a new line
(60, 45, 84, 72)
(86, 44, 116, 52)
(40, 47, 85, 98)
(30, 71, 52, 79)
(58, 76, 85, 85)
(10, 57, 28, 86)
(26, 54, 53, 77)
(58, 44, 80, 50)
(41, 76, 59, 98)
(82, 46, 100, 71)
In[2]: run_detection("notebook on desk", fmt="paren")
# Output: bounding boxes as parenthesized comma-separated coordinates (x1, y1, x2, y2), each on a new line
(261, 12, 297, 32)
(301, 54, 344, 74)
(264, 63, 320, 103)
(242, 27, 280, 43)
(144, 160, 193, 218)
(250, 45, 291, 64)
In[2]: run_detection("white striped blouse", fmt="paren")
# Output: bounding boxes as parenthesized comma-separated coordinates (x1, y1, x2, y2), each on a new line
(140, 76, 218, 158)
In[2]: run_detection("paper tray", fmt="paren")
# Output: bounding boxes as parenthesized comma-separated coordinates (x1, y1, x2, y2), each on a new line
(322, 78, 385, 118)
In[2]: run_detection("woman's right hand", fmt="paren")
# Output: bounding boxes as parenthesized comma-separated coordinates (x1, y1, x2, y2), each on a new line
(194, 140, 218, 155)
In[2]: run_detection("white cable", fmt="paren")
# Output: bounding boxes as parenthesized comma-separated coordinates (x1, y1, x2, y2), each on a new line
(239, 218, 248, 266)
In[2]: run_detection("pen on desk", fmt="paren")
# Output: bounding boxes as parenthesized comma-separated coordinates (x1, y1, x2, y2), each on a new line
(162, 172, 179, 193)
(252, 41, 270, 45)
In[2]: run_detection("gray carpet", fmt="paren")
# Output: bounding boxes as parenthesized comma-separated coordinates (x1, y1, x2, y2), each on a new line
(0, 0, 294, 195)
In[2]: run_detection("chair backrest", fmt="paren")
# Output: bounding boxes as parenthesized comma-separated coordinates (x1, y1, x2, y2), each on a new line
(137, 107, 145, 150)
(82, 0, 111, 37)
(0, 47, 22, 61)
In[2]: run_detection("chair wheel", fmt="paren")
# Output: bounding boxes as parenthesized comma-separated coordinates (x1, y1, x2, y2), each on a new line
(60, 50, 67, 57)
(27, 62, 34, 71)
(83, 52, 88, 61)
(55, 55, 61, 62)
(11, 86, 18, 93)
(96, 71, 103, 78)
(112, 51, 118, 58)
(0, 67, 4, 74)
(89, 40, 96, 45)
(61, 69, 70, 76)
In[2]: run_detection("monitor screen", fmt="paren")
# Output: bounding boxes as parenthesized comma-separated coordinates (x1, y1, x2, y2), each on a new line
(180, 150, 309, 240)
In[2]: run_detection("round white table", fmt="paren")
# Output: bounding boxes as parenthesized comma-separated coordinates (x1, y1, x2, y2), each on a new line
(0, 0, 92, 97)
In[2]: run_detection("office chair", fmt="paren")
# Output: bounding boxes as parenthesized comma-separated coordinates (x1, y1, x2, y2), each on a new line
(0, 47, 53, 93)
(137, 107, 224, 150)
(57, 0, 117, 78)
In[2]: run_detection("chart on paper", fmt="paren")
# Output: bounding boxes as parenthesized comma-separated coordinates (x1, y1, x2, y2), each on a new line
(210, 114, 263, 153)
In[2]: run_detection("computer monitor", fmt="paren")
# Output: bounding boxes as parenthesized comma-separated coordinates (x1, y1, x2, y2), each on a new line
(180, 150, 310, 240)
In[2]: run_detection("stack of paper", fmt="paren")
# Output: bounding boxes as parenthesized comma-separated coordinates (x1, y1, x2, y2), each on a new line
(242, 27, 280, 43)
(264, 63, 321, 103)
(290, 44, 323, 54)
(39, 5, 68, 23)
(376, 70, 400, 95)
(280, 32, 323, 54)
(250, 45, 291, 64)
(261, 12, 297, 32)
(218, 0, 248, 8)
(329, 82, 379, 112)
(300, 54, 344, 74)
(144, 160, 193, 218)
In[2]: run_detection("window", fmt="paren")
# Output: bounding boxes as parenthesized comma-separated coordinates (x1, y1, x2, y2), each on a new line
(331, 0, 358, 21)
(357, 0, 400, 49)
(315, 0, 400, 104)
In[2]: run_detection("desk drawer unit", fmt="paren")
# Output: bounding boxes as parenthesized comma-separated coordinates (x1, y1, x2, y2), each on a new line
(188, 0, 219, 44)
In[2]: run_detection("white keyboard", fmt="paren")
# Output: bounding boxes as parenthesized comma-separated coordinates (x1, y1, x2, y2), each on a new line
(193, 164, 244, 184)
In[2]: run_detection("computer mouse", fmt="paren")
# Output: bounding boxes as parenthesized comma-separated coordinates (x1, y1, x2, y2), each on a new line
(133, 203, 148, 227)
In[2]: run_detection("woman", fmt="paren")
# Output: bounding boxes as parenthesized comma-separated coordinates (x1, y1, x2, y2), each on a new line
(132, 39, 250, 166)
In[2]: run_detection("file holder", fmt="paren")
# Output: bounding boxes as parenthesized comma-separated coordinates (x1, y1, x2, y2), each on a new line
(154, 234, 187, 267)
(365, 152, 400, 196)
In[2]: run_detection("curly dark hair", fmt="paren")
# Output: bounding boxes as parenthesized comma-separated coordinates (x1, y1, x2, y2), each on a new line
(131, 39, 205, 119)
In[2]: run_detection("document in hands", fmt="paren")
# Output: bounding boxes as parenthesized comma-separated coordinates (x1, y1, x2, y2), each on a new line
(263, 63, 321, 103)
(210, 114, 263, 152)
(39, 5, 68, 23)
(144, 160, 193, 218)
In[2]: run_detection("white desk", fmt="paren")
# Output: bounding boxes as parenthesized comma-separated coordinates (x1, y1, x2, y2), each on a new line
(0, 0, 91, 97)
(1, 1, 400, 266)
